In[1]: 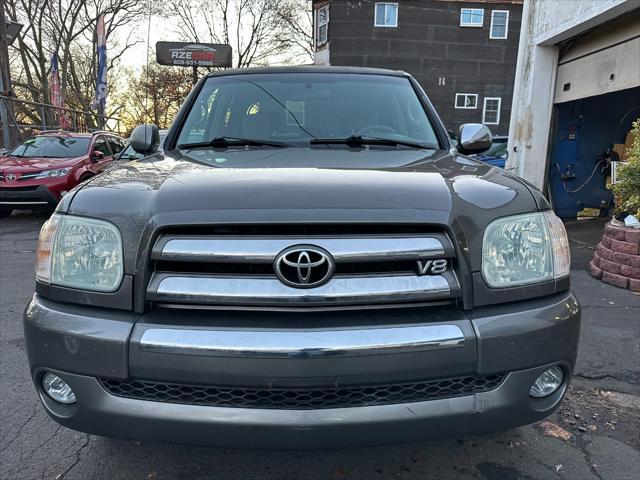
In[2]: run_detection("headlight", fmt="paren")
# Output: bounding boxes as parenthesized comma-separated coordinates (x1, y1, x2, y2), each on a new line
(482, 211, 570, 288)
(35, 214, 124, 292)
(36, 168, 70, 178)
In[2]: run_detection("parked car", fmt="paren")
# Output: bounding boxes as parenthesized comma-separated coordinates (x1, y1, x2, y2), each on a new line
(25, 67, 579, 449)
(116, 129, 168, 162)
(0, 131, 126, 217)
(473, 135, 508, 168)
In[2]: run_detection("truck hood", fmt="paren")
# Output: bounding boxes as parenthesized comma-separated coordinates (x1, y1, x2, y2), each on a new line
(63, 147, 540, 274)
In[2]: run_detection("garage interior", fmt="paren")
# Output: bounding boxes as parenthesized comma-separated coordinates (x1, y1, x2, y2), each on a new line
(547, 10, 640, 219)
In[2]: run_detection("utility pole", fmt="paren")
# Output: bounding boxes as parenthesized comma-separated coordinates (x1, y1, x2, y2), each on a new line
(0, 5, 16, 148)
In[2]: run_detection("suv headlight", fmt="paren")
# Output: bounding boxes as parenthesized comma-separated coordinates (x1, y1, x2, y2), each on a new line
(482, 211, 570, 288)
(36, 168, 71, 178)
(36, 214, 124, 292)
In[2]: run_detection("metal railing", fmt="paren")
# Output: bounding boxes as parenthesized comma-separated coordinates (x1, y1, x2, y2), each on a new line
(0, 95, 122, 150)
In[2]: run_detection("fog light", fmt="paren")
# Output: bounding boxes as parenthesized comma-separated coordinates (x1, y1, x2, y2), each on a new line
(42, 372, 76, 404)
(529, 366, 564, 398)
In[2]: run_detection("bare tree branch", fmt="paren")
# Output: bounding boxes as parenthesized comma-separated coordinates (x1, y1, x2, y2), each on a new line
(164, 0, 313, 68)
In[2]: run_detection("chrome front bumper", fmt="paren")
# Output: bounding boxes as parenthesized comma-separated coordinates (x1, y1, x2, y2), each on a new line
(138, 324, 465, 357)
(24, 292, 580, 448)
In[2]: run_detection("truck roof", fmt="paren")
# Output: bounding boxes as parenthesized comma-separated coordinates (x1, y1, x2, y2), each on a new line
(206, 65, 409, 78)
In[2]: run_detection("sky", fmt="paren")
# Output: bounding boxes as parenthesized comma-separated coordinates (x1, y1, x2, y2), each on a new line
(119, 16, 173, 72)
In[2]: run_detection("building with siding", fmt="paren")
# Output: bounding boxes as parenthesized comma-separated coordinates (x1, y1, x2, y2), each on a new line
(312, 0, 523, 135)
(506, 0, 639, 219)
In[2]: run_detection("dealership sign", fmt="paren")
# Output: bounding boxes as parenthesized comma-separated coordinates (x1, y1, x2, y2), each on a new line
(156, 42, 232, 68)
(6, 21, 23, 45)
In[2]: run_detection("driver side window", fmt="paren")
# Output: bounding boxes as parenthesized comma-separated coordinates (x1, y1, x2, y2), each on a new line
(107, 137, 124, 155)
(92, 137, 112, 157)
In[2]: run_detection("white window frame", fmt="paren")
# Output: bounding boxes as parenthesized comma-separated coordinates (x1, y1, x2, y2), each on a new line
(489, 10, 509, 39)
(455, 93, 478, 110)
(460, 8, 484, 27)
(315, 4, 329, 48)
(374, 2, 398, 28)
(483, 97, 502, 125)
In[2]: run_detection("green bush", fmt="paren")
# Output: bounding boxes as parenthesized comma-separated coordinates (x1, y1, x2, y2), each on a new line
(613, 119, 640, 218)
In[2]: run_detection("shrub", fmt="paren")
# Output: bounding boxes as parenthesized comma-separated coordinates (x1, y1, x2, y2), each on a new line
(613, 119, 640, 218)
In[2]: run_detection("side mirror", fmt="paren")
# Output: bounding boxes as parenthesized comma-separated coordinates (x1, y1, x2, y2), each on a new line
(92, 150, 105, 161)
(130, 124, 160, 155)
(457, 124, 492, 154)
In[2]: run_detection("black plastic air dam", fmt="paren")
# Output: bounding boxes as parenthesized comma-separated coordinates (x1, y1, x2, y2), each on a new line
(34, 363, 571, 449)
(99, 373, 507, 409)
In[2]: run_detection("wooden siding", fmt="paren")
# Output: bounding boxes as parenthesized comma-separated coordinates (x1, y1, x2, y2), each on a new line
(313, 0, 523, 135)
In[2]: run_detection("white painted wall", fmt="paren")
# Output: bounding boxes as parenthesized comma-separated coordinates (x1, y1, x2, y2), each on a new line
(506, 0, 639, 190)
(314, 48, 330, 65)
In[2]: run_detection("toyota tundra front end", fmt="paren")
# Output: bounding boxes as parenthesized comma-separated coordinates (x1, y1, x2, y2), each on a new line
(24, 67, 580, 449)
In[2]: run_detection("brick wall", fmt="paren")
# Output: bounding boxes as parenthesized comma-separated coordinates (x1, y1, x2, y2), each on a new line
(590, 222, 640, 292)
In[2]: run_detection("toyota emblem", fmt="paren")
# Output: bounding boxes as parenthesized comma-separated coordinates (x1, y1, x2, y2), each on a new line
(5, 173, 16, 182)
(274, 246, 335, 289)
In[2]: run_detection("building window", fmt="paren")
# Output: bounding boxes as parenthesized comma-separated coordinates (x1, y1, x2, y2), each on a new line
(455, 93, 478, 109)
(374, 3, 398, 27)
(460, 8, 484, 27)
(315, 4, 329, 48)
(483, 97, 501, 124)
(490, 10, 509, 39)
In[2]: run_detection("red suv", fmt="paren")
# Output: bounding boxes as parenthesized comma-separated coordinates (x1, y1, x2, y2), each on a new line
(0, 131, 126, 217)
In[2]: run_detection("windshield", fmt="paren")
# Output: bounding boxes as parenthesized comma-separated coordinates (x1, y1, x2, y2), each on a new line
(119, 143, 143, 160)
(176, 73, 440, 148)
(10, 136, 90, 158)
(483, 139, 508, 158)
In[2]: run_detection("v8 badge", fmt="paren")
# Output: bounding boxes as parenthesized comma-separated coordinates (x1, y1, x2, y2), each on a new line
(417, 259, 448, 275)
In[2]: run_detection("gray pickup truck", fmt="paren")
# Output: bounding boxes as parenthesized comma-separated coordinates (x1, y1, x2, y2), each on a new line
(25, 67, 579, 449)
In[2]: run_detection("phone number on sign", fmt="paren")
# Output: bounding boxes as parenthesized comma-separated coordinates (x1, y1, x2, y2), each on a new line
(171, 60, 217, 66)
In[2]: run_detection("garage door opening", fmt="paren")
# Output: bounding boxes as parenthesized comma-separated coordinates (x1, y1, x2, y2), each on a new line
(547, 10, 640, 219)
(549, 87, 639, 219)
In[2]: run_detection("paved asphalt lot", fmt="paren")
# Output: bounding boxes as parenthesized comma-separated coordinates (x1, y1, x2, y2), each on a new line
(1, 212, 639, 480)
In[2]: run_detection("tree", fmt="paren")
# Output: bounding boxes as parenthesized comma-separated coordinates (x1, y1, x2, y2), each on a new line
(165, 0, 313, 68)
(613, 119, 640, 217)
(116, 64, 192, 133)
(275, 0, 313, 63)
(4, 0, 147, 127)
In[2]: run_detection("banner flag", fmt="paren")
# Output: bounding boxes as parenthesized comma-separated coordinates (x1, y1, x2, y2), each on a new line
(94, 14, 107, 120)
(49, 52, 71, 129)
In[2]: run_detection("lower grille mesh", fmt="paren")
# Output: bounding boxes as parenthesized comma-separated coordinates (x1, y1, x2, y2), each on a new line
(100, 374, 506, 410)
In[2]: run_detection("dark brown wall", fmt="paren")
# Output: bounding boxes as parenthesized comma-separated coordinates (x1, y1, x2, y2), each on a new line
(315, 0, 522, 136)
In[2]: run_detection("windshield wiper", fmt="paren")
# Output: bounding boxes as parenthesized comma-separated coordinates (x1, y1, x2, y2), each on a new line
(310, 135, 435, 149)
(177, 137, 289, 149)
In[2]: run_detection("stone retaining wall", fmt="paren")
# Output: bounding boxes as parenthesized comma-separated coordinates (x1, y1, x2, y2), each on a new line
(589, 221, 640, 292)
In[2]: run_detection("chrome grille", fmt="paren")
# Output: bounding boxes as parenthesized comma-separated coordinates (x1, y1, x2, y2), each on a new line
(100, 374, 505, 409)
(146, 228, 459, 309)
